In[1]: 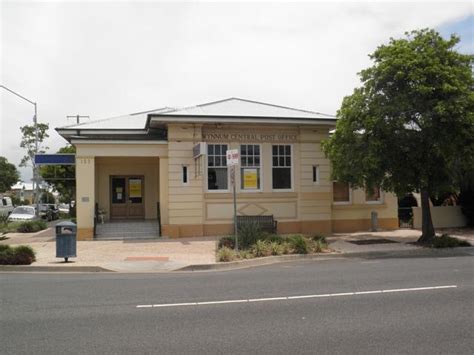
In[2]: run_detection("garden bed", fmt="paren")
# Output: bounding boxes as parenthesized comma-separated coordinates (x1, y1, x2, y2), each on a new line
(216, 223, 332, 262)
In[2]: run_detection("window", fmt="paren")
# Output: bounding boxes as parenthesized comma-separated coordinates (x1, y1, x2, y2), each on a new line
(333, 181, 350, 203)
(182, 166, 188, 184)
(272, 145, 292, 190)
(207, 144, 228, 190)
(366, 186, 382, 203)
(240, 144, 261, 190)
(312, 165, 319, 183)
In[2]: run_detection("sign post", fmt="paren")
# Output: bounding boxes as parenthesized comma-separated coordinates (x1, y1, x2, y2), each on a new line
(226, 149, 239, 251)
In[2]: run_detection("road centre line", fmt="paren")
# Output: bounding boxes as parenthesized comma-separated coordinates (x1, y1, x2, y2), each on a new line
(136, 285, 457, 309)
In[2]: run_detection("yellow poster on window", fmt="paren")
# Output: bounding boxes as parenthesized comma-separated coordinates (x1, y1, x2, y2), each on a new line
(243, 169, 258, 189)
(129, 179, 142, 198)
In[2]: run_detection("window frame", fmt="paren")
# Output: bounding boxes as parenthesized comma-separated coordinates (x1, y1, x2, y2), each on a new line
(365, 186, 384, 204)
(271, 144, 294, 192)
(182, 165, 189, 185)
(239, 143, 263, 192)
(312, 164, 320, 185)
(206, 143, 230, 193)
(332, 181, 352, 205)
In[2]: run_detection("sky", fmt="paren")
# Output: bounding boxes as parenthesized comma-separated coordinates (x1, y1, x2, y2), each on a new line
(1, 0, 473, 182)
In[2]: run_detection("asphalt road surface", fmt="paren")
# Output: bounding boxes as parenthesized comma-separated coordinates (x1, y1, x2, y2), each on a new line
(1, 254, 473, 354)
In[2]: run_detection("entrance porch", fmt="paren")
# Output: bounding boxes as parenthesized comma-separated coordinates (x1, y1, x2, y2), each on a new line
(75, 142, 169, 241)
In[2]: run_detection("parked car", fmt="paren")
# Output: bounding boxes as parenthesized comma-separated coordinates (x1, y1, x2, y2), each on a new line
(0, 197, 15, 216)
(58, 203, 70, 214)
(8, 206, 38, 222)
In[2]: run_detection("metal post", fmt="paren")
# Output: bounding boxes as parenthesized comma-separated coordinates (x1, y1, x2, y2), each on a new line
(232, 166, 238, 251)
(34, 103, 40, 216)
(0, 85, 40, 216)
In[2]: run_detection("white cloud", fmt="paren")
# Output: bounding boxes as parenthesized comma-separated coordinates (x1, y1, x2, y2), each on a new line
(1, 1, 472, 180)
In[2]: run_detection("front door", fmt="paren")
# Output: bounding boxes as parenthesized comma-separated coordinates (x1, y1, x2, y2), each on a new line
(110, 176, 145, 219)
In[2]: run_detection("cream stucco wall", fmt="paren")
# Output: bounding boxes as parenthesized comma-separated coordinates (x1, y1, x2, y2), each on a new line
(73, 126, 399, 239)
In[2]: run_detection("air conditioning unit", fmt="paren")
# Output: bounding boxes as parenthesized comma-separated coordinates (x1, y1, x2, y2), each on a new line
(193, 142, 206, 159)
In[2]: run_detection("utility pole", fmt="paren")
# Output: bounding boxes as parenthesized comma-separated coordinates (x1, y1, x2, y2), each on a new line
(0, 85, 40, 216)
(67, 114, 89, 124)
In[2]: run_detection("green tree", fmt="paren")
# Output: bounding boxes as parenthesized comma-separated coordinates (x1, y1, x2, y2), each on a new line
(39, 145, 76, 205)
(19, 123, 49, 168)
(0, 156, 20, 192)
(40, 191, 55, 204)
(323, 29, 474, 244)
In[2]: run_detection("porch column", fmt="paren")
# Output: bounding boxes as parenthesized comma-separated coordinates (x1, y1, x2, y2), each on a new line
(159, 157, 169, 234)
(76, 155, 95, 240)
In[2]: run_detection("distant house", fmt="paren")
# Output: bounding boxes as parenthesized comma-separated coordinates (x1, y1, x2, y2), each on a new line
(56, 98, 399, 240)
(10, 181, 35, 203)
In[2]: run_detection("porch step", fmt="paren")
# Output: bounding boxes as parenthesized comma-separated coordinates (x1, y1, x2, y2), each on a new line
(95, 220, 160, 240)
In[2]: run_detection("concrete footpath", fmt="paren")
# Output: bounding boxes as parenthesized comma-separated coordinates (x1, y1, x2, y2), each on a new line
(0, 227, 472, 272)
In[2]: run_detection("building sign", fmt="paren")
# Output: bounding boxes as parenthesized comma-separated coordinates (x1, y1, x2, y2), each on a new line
(203, 129, 297, 143)
(226, 149, 239, 166)
(243, 168, 258, 189)
(34, 154, 75, 165)
(129, 179, 142, 198)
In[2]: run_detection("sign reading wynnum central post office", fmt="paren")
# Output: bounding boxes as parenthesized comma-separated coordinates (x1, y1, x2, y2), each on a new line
(202, 128, 298, 142)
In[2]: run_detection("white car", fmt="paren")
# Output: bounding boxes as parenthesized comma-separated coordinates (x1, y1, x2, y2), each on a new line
(58, 204, 70, 214)
(7, 206, 38, 222)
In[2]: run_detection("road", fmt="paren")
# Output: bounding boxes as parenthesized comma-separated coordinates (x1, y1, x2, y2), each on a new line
(1, 254, 473, 354)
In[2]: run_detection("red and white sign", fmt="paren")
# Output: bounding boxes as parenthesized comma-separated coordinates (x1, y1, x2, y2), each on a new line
(226, 149, 239, 166)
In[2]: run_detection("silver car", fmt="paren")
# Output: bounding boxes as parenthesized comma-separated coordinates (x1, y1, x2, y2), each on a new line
(7, 206, 38, 222)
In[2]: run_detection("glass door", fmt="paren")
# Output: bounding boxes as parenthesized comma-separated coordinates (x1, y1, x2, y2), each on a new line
(110, 177, 127, 218)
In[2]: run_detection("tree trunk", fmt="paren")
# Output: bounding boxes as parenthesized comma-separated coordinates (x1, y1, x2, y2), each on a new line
(417, 189, 435, 244)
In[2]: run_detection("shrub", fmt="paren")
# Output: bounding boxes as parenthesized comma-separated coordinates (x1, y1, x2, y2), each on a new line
(264, 234, 284, 244)
(0, 214, 8, 227)
(16, 220, 47, 233)
(281, 241, 293, 255)
(0, 244, 36, 265)
(0, 244, 12, 253)
(252, 240, 272, 257)
(217, 247, 237, 262)
(288, 234, 310, 254)
(432, 234, 470, 248)
(238, 222, 264, 249)
(270, 241, 284, 256)
(218, 236, 236, 249)
(311, 234, 327, 244)
(239, 249, 253, 259)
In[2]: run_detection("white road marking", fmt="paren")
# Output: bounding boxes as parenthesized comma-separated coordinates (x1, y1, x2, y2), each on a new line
(136, 285, 457, 309)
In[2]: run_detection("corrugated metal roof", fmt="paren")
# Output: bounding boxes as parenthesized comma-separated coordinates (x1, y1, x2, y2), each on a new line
(57, 98, 335, 131)
(160, 98, 335, 119)
(59, 107, 171, 130)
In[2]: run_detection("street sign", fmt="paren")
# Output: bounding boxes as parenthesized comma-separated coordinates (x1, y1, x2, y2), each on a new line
(226, 149, 239, 166)
(34, 154, 75, 165)
(226, 149, 239, 251)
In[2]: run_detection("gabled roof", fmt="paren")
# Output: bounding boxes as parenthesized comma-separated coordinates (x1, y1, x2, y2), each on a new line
(158, 98, 335, 119)
(60, 107, 171, 130)
(56, 98, 336, 142)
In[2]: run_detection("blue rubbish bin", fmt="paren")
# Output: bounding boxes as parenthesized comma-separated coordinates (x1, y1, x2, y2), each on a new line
(56, 221, 77, 262)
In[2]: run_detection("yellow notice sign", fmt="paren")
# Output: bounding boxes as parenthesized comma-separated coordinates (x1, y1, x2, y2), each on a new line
(129, 179, 142, 198)
(243, 169, 258, 189)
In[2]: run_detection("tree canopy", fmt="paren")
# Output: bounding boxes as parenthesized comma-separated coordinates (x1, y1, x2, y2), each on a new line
(323, 29, 474, 243)
(19, 123, 49, 168)
(0, 156, 20, 193)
